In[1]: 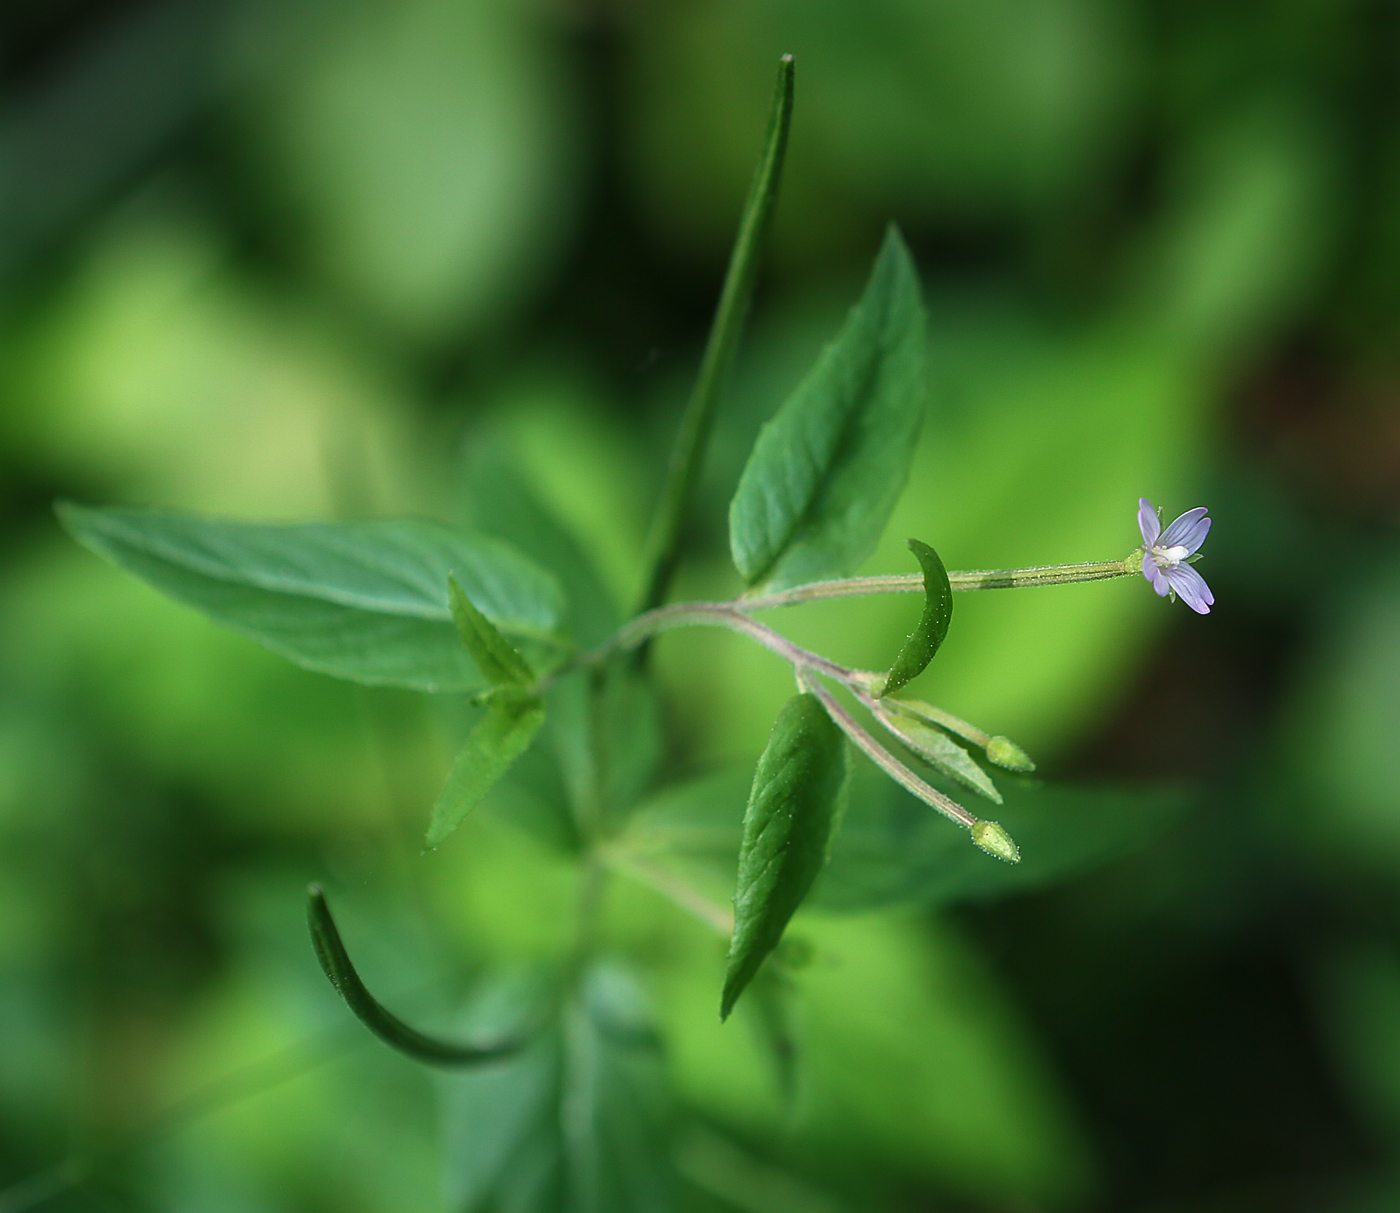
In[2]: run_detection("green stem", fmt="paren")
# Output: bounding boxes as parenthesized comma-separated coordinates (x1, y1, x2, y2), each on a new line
(602, 846, 733, 937)
(635, 56, 795, 615)
(611, 601, 852, 683)
(740, 555, 1139, 609)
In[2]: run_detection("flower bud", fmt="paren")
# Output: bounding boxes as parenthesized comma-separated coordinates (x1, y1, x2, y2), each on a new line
(985, 736, 1035, 772)
(971, 821, 1020, 864)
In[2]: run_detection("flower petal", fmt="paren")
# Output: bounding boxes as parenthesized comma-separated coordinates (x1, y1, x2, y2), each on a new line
(1165, 562, 1214, 614)
(1142, 553, 1170, 596)
(1161, 506, 1210, 552)
(1138, 498, 1160, 546)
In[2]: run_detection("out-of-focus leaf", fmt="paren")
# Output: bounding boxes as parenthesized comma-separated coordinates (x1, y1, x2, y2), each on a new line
(723, 694, 848, 1019)
(1316, 947, 1400, 1140)
(597, 659, 666, 829)
(1276, 559, 1400, 868)
(427, 691, 545, 849)
(617, 771, 753, 900)
(620, 764, 1186, 913)
(626, 0, 1135, 258)
(728, 227, 926, 590)
(448, 575, 534, 687)
(647, 910, 1091, 1207)
(236, 0, 579, 342)
(441, 965, 675, 1213)
(816, 765, 1189, 911)
(879, 538, 953, 697)
(58, 504, 564, 692)
(789, 914, 1091, 1205)
(459, 432, 620, 647)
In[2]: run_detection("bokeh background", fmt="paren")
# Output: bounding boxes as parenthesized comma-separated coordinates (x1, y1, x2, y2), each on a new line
(4, 1, 1400, 1210)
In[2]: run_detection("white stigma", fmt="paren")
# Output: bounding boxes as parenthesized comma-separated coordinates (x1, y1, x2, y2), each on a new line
(1151, 543, 1189, 569)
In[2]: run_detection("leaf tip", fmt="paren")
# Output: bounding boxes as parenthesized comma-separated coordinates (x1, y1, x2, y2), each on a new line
(971, 820, 1020, 864)
(719, 972, 745, 1023)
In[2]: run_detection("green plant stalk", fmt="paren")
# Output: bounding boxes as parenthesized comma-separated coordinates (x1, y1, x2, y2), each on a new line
(741, 555, 1140, 609)
(593, 552, 1142, 675)
(601, 845, 734, 937)
(609, 601, 851, 683)
(635, 55, 795, 615)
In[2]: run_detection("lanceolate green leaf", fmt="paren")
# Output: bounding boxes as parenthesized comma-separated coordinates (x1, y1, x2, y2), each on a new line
(728, 226, 927, 590)
(879, 538, 953, 697)
(722, 693, 847, 1020)
(427, 690, 546, 849)
(448, 575, 534, 686)
(58, 504, 564, 692)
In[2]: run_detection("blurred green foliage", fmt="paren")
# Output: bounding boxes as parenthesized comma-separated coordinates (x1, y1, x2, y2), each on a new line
(3, 0, 1400, 1210)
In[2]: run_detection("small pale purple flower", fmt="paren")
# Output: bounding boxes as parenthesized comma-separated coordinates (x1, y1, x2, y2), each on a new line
(1138, 498, 1214, 614)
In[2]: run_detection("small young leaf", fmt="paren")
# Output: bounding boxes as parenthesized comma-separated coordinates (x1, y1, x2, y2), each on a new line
(879, 538, 953, 697)
(883, 692, 1039, 773)
(426, 690, 546, 849)
(58, 504, 564, 692)
(728, 225, 927, 590)
(722, 693, 847, 1020)
(449, 575, 534, 686)
(875, 705, 1001, 803)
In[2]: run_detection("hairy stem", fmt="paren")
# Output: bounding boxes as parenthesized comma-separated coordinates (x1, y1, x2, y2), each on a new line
(741, 555, 1139, 609)
(610, 601, 852, 683)
(635, 56, 794, 615)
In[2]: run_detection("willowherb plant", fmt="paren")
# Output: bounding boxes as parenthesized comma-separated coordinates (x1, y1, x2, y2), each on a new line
(58, 55, 1209, 1207)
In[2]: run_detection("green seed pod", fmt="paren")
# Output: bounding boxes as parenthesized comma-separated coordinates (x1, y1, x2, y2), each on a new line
(971, 821, 1021, 864)
(985, 736, 1036, 772)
